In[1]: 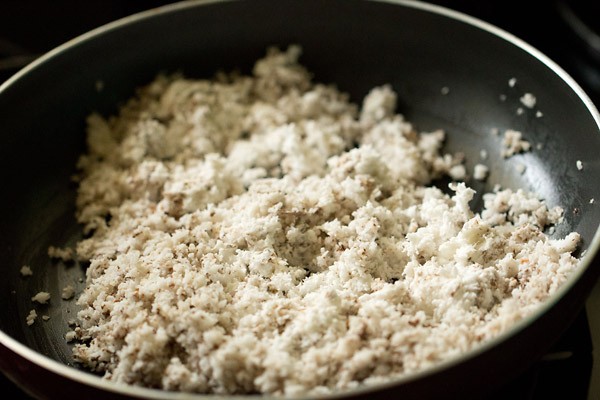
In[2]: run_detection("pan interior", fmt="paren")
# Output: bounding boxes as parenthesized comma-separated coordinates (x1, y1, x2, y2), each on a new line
(0, 0, 598, 390)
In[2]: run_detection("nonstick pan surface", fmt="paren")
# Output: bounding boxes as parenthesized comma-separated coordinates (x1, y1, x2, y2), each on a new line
(0, 0, 599, 399)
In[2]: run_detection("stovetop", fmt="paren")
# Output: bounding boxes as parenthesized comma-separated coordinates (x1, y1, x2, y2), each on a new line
(0, 1, 599, 399)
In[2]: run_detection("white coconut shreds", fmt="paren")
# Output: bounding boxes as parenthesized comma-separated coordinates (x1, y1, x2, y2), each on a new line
(31, 291, 51, 305)
(26, 309, 37, 326)
(520, 93, 536, 109)
(69, 46, 580, 395)
(48, 245, 75, 262)
(20, 265, 33, 277)
(502, 129, 531, 158)
(473, 164, 489, 181)
(62, 285, 76, 300)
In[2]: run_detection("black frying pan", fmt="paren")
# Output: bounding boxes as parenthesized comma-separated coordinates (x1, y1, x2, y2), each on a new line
(0, 0, 599, 399)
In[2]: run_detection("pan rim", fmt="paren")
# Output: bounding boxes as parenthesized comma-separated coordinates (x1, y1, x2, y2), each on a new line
(1, 0, 599, 398)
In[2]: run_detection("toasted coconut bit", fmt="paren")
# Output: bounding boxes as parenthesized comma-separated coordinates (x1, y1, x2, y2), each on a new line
(590, 198, 595, 204)
(508, 77, 517, 87)
(516, 107, 524, 115)
(536, 110, 543, 118)
(576, 160, 583, 171)
(42, 315, 50, 321)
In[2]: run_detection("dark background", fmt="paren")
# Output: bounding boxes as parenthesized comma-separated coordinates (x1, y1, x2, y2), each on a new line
(1, 1, 599, 399)
(1, 0, 600, 102)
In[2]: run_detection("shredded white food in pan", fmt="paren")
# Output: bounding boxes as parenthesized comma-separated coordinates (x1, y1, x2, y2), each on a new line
(69, 46, 580, 395)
